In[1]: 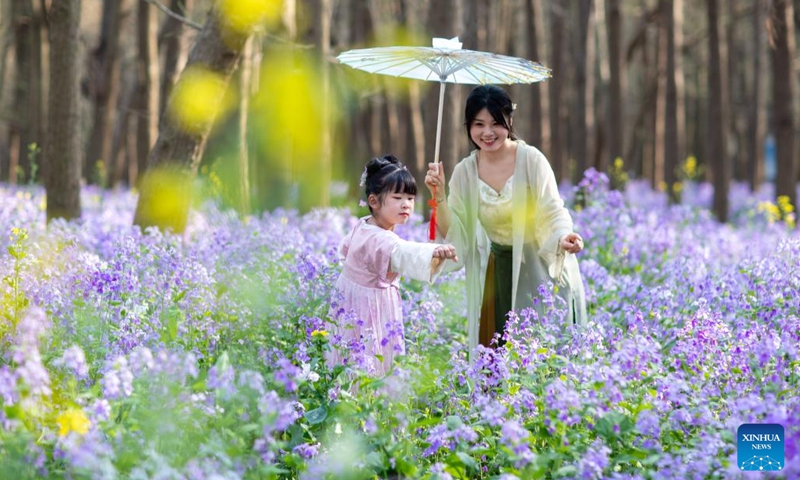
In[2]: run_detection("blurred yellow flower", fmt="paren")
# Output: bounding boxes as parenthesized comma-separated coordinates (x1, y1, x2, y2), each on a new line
(777, 195, 795, 214)
(136, 167, 193, 232)
(255, 53, 329, 163)
(311, 330, 328, 338)
(217, 0, 282, 34)
(57, 408, 91, 437)
(169, 67, 236, 135)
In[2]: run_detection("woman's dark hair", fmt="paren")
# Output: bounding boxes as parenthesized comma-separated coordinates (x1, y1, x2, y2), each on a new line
(364, 154, 417, 211)
(464, 85, 517, 149)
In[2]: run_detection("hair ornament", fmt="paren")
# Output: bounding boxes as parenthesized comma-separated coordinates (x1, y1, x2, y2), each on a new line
(359, 167, 367, 188)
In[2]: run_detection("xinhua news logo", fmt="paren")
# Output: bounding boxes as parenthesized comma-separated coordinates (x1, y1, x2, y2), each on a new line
(738, 423, 784, 472)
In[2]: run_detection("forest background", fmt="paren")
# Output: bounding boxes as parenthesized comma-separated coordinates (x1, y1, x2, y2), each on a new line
(0, 0, 798, 230)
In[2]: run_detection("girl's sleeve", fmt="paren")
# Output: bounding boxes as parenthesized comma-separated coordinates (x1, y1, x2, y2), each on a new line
(531, 150, 574, 280)
(389, 240, 445, 283)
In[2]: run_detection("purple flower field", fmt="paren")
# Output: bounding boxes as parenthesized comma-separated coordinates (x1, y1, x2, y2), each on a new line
(0, 173, 798, 479)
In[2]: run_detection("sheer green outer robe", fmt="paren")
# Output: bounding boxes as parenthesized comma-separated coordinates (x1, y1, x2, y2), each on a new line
(435, 141, 587, 359)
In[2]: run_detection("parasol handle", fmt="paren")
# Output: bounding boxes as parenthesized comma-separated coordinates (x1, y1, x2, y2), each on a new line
(433, 81, 446, 164)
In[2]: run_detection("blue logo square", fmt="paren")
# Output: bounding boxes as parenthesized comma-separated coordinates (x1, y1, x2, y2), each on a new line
(738, 423, 784, 471)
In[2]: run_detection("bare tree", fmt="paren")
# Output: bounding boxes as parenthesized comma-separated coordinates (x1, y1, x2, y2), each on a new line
(548, 3, 568, 180)
(160, 0, 194, 123)
(85, 0, 123, 185)
(236, 36, 253, 215)
(607, 0, 624, 172)
(663, 0, 684, 203)
(522, 0, 550, 154)
(0, 0, 14, 181)
(45, 0, 82, 221)
(136, 0, 160, 180)
(133, 9, 249, 231)
(574, 0, 595, 183)
(707, 0, 730, 222)
(10, 0, 44, 183)
(747, 0, 766, 192)
(768, 0, 796, 207)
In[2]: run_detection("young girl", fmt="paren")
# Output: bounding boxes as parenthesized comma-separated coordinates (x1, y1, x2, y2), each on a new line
(330, 155, 458, 376)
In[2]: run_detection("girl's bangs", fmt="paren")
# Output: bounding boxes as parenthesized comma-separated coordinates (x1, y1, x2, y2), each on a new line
(387, 169, 418, 196)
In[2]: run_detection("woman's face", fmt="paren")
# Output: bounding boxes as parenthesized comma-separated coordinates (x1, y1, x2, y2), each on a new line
(469, 108, 511, 151)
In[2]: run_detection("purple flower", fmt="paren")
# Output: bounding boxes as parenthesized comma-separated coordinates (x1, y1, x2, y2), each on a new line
(576, 438, 611, 479)
(59, 345, 89, 379)
(292, 442, 320, 459)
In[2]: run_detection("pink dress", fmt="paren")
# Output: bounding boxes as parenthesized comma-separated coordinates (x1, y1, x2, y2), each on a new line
(330, 216, 444, 375)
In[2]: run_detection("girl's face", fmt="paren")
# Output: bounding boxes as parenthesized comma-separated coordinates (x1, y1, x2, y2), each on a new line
(369, 191, 415, 230)
(469, 108, 511, 151)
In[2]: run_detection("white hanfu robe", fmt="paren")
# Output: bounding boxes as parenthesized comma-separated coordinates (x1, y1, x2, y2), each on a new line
(436, 141, 587, 359)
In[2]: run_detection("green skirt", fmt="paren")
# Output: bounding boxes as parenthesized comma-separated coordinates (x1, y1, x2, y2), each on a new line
(479, 242, 515, 347)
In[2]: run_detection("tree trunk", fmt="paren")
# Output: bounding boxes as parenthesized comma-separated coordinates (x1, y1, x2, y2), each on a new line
(548, 3, 567, 180)
(160, 0, 194, 124)
(664, 0, 682, 203)
(524, 0, 550, 155)
(574, 0, 595, 183)
(237, 36, 252, 215)
(110, 66, 138, 188)
(11, 0, 44, 183)
(85, 0, 123, 185)
(45, 0, 81, 221)
(747, 0, 766, 192)
(653, 2, 666, 192)
(607, 0, 624, 173)
(136, 0, 159, 180)
(0, 0, 14, 181)
(769, 0, 796, 207)
(133, 10, 248, 232)
(593, 0, 609, 172)
(707, 0, 729, 222)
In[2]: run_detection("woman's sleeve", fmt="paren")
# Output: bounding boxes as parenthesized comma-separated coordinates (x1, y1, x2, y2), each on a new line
(389, 240, 445, 283)
(435, 164, 469, 272)
(531, 150, 574, 280)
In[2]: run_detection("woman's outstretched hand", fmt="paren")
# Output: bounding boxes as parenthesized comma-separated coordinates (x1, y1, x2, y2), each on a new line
(560, 233, 584, 254)
(425, 163, 447, 202)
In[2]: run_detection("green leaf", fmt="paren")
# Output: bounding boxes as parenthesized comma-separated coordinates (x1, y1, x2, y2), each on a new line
(365, 451, 384, 471)
(395, 457, 418, 476)
(455, 451, 478, 471)
(304, 406, 328, 425)
(554, 465, 577, 477)
(445, 415, 463, 430)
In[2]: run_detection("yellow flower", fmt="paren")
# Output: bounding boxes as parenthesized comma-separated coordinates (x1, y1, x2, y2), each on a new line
(683, 155, 698, 178)
(217, 0, 282, 34)
(168, 67, 236, 135)
(311, 330, 328, 338)
(57, 408, 91, 437)
(777, 195, 795, 214)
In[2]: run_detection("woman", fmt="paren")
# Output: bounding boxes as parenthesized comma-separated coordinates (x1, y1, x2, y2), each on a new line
(425, 85, 587, 356)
